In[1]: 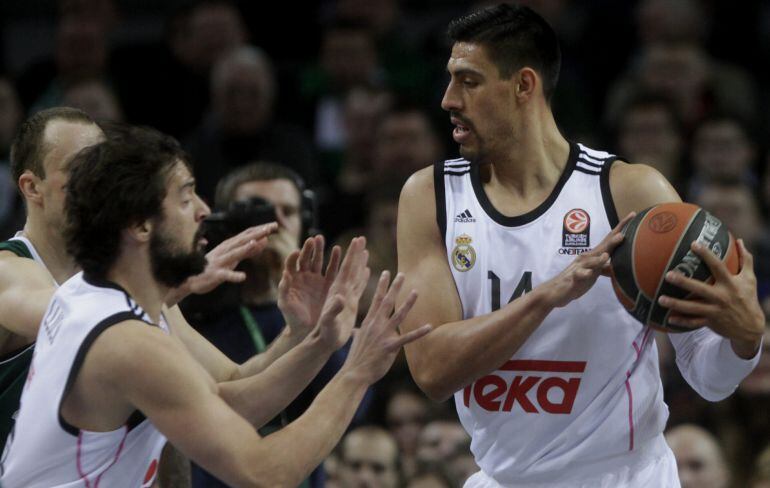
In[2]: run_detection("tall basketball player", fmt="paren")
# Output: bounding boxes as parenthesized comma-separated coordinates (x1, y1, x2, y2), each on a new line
(397, 4, 765, 487)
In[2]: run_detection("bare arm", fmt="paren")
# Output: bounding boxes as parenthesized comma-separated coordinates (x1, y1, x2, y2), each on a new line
(170, 237, 369, 427)
(80, 269, 427, 488)
(396, 168, 627, 401)
(0, 255, 57, 342)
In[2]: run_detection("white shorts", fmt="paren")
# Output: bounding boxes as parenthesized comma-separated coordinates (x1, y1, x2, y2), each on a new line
(463, 438, 680, 488)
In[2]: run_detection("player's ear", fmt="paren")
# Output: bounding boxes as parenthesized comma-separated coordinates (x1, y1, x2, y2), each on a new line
(126, 219, 153, 244)
(515, 68, 537, 102)
(18, 170, 43, 205)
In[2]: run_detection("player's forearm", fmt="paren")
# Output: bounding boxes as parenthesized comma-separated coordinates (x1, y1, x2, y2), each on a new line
(410, 285, 557, 401)
(671, 328, 762, 401)
(244, 369, 369, 487)
(218, 332, 334, 427)
(232, 326, 304, 379)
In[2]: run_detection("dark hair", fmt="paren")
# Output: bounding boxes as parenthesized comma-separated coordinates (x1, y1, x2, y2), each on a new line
(64, 125, 189, 278)
(447, 3, 561, 101)
(615, 92, 684, 138)
(10, 107, 94, 183)
(214, 161, 305, 210)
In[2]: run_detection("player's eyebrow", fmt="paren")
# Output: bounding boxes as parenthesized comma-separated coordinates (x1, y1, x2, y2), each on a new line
(448, 67, 485, 79)
(179, 179, 196, 193)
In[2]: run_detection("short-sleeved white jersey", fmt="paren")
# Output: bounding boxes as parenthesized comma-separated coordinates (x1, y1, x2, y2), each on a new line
(438, 143, 669, 485)
(0, 272, 167, 488)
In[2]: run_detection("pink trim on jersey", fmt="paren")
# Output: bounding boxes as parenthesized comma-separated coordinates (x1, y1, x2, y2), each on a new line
(76, 432, 92, 488)
(500, 360, 586, 373)
(625, 371, 634, 451)
(94, 427, 128, 487)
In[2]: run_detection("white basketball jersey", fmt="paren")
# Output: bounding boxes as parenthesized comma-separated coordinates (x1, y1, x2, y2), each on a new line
(439, 143, 670, 485)
(0, 272, 168, 488)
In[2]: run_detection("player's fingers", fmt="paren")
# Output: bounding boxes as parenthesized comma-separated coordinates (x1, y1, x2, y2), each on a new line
(365, 271, 391, 320)
(298, 237, 314, 271)
(221, 269, 247, 283)
(691, 242, 731, 283)
(388, 289, 417, 328)
(737, 239, 754, 275)
(580, 252, 609, 270)
(312, 235, 325, 274)
(663, 270, 721, 302)
(379, 272, 405, 316)
(391, 324, 432, 350)
(666, 314, 709, 330)
(338, 237, 364, 278)
(592, 213, 635, 255)
(658, 294, 719, 317)
(325, 245, 342, 282)
(285, 250, 301, 273)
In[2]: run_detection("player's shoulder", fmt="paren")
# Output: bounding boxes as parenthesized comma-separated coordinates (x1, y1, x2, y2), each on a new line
(0, 252, 52, 289)
(400, 164, 435, 206)
(608, 161, 681, 215)
(608, 160, 673, 192)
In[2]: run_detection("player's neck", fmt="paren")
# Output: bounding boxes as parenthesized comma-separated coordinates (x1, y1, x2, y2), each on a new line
(107, 251, 168, 324)
(21, 216, 79, 284)
(489, 112, 568, 198)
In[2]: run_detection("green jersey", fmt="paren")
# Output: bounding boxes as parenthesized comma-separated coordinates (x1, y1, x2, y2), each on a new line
(0, 237, 49, 454)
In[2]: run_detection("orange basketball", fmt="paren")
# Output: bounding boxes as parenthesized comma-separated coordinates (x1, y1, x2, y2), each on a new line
(610, 202, 740, 332)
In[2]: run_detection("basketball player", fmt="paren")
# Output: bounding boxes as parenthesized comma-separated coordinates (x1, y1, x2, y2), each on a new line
(397, 4, 764, 487)
(0, 126, 430, 487)
(0, 109, 276, 462)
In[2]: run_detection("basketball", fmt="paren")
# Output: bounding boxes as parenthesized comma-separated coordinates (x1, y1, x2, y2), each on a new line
(610, 202, 740, 332)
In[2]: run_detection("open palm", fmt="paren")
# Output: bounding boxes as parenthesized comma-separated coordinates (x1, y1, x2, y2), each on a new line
(278, 235, 342, 339)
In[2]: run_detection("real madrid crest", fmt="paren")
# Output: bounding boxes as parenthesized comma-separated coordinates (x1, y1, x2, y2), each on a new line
(452, 234, 476, 272)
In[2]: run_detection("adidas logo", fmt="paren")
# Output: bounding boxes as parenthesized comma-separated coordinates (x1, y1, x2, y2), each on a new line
(455, 209, 476, 223)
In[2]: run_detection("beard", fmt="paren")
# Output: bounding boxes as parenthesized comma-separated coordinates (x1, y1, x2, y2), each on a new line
(150, 226, 207, 288)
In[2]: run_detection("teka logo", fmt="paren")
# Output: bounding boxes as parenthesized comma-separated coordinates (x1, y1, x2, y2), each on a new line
(462, 360, 586, 414)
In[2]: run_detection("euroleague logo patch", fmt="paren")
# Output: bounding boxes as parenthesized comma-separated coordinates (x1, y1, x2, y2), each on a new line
(561, 208, 590, 250)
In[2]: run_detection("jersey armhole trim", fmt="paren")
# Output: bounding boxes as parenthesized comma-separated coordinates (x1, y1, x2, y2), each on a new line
(0, 240, 33, 260)
(600, 158, 620, 227)
(58, 311, 150, 437)
(434, 161, 447, 243)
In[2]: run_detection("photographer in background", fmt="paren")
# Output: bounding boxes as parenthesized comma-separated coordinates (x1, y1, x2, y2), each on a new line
(186, 162, 365, 488)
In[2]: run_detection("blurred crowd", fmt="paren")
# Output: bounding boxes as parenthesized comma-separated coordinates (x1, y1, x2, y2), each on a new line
(1, 0, 770, 487)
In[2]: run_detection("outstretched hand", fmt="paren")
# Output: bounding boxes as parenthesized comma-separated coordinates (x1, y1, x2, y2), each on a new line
(278, 235, 342, 339)
(311, 237, 371, 350)
(167, 223, 278, 304)
(341, 271, 431, 385)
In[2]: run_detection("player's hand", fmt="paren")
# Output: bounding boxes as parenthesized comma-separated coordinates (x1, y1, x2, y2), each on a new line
(658, 239, 765, 358)
(541, 213, 635, 308)
(166, 223, 278, 305)
(278, 235, 342, 340)
(597, 212, 636, 277)
(341, 271, 431, 385)
(311, 237, 370, 350)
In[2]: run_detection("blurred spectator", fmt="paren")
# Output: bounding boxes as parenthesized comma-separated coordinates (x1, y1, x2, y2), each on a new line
(385, 387, 429, 478)
(613, 93, 684, 189)
(185, 162, 356, 488)
(416, 417, 471, 468)
(119, 0, 248, 138)
(61, 78, 123, 122)
(666, 424, 730, 488)
(301, 21, 384, 176)
(605, 39, 759, 132)
(405, 464, 455, 488)
(752, 444, 770, 488)
(339, 426, 400, 488)
(186, 45, 318, 202)
(635, 0, 708, 47)
(0, 77, 24, 239)
(689, 114, 757, 196)
(18, 14, 110, 113)
(371, 105, 443, 188)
